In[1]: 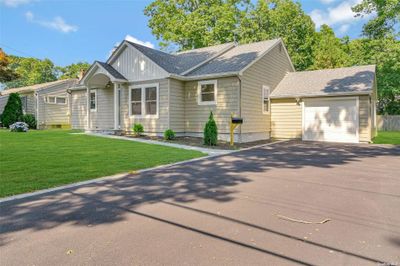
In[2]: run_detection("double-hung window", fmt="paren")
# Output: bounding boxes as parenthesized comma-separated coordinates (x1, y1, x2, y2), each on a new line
(129, 83, 159, 117)
(90, 90, 97, 111)
(262, 85, 270, 114)
(145, 87, 157, 115)
(131, 88, 142, 115)
(198, 80, 217, 105)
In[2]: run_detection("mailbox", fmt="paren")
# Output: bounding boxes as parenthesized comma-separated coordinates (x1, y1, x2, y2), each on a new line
(231, 117, 243, 124)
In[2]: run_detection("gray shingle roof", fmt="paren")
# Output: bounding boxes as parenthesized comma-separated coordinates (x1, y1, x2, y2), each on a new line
(270, 65, 376, 98)
(127, 41, 234, 74)
(0, 79, 78, 96)
(185, 39, 280, 76)
(96, 61, 127, 80)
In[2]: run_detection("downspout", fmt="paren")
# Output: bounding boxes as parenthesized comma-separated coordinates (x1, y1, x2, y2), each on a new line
(35, 92, 39, 129)
(237, 75, 242, 142)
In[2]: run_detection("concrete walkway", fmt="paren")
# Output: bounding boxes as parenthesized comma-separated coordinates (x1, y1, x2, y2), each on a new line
(86, 133, 234, 156)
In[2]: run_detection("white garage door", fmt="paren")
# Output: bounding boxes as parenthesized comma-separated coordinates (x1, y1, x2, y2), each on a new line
(303, 98, 359, 143)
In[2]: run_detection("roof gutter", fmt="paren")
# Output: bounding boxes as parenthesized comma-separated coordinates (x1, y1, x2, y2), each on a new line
(169, 71, 239, 81)
(270, 91, 373, 99)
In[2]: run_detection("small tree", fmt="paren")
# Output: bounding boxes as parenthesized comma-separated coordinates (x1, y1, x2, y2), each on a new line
(204, 111, 218, 146)
(1, 93, 23, 127)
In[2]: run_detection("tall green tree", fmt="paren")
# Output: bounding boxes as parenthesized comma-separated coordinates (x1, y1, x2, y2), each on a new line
(239, 0, 316, 70)
(57, 62, 90, 79)
(345, 37, 400, 114)
(145, 0, 316, 70)
(144, 0, 249, 50)
(4, 56, 57, 89)
(352, 0, 400, 39)
(311, 25, 350, 70)
(0, 49, 19, 83)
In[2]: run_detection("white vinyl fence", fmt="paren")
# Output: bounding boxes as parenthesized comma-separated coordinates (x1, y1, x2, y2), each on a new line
(377, 115, 400, 131)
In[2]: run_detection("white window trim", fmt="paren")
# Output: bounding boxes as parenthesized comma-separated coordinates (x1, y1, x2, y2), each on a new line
(90, 90, 97, 112)
(128, 83, 159, 119)
(198, 80, 217, 105)
(45, 95, 67, 105)
(262, 85, 270, 114)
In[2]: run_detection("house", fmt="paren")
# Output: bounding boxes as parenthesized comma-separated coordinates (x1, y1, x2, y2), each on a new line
(70, 38, 377, 143)
(0, 79, 78, 129)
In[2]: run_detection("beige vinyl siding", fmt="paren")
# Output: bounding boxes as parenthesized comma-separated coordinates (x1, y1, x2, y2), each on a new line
(89, 87, 114, 130)
(271, 99, 302, 139)
(0, 95, 9, 114)
(184, 77, 239, 134)
(120, 79, 169, 133)
(169, 78, 185, 133)
(240, 43, 293, 136)
(23, 94, 36, 115)
(37, 82, 73, 126)
(359, 95, 371, 142)
(71, 90, 87, 129)
(37, 95, 69, 126)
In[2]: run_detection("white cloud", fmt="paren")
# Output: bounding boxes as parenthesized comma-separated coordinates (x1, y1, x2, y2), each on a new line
(319, 0, 336, 4)
(1, 0, 34, 7)
(108, 35, 155, 58)
(338, 24, 350, 34)
(310, 0, 364, 28)
(124, 35, 154, 49)
(25, 11, 78, 33)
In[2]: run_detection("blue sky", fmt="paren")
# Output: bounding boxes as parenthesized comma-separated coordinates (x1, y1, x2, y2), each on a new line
(0, 0, 369, 67)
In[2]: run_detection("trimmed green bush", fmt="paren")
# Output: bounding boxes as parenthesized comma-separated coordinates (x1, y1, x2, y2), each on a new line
(22, 114, 37, 129)
(204, 111, 218, 146)
(1, 93, 23, 128)
(132, 123, 144, 136)
(164, 129, 176, 140)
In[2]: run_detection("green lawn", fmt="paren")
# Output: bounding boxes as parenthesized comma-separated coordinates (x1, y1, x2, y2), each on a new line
(0, 130, 205, 198)
(372, 131, 400, 145)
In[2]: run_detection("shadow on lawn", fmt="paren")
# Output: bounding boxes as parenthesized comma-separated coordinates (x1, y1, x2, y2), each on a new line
(1, 141, 399, 264)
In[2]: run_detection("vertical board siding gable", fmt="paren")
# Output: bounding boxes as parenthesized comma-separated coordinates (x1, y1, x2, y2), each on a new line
(111, 46, 168, 82)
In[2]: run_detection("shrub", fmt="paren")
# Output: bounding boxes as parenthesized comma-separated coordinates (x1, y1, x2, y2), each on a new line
(1, 93, 23, 127)
(203, 111, 218, 146)
(9, 122, 29, 132)
(164, 129, 176, 140)
(132, 123, 144, 136)
(22, 114, 37, 129)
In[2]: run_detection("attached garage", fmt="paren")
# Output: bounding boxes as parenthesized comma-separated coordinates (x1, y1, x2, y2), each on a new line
(270, 65, 377, 143)
(302, 97, 358, 143)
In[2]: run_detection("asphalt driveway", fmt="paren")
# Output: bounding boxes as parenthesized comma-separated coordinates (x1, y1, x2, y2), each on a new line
(1, 141, 399, 265)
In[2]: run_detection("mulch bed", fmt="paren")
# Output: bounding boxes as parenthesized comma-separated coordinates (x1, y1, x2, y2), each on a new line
(124, 134, 275, 150)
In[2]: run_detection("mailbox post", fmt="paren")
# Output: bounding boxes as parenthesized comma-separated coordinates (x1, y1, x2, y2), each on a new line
(230, 114, 243, 146)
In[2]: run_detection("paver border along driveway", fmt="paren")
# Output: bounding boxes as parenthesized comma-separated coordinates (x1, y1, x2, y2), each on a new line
(1, 141, 399, 265)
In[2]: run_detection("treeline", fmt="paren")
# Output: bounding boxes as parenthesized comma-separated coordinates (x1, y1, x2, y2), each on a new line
(145, 0, 400, 114)
(0, 49, 90, 90)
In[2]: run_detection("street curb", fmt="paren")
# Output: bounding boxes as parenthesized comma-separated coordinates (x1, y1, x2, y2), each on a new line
(0, 140, 288, 203)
